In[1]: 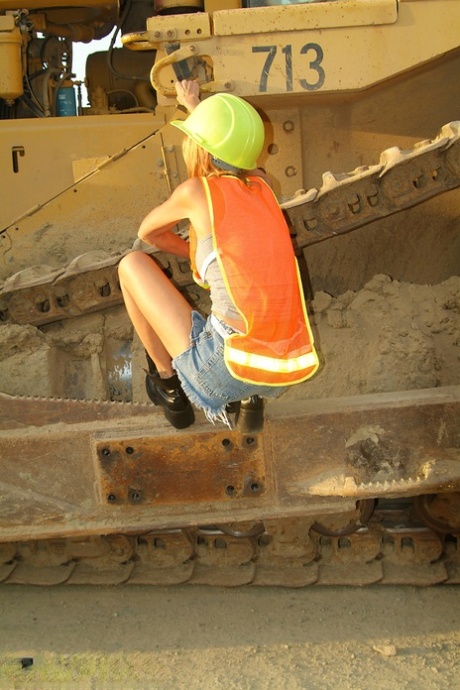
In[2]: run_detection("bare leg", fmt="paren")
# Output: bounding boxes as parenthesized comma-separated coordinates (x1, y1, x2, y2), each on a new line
(118, 251, 193, 377)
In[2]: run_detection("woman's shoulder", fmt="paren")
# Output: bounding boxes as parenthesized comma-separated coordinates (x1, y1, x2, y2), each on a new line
(176, 176, 205, 195)
(170, 177, 207, 208)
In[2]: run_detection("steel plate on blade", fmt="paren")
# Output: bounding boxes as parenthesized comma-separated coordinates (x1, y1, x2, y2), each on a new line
(94, 431, 267, 506)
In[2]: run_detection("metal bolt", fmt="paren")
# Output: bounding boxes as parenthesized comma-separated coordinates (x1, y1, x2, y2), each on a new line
(107, 494, 116, 503)
(285, 165, 297, 178)
(258, 534, 271, 547)
(101, 447, 111, 457)
(125, 446, 134, 454)
(225, 485, 236, 496)
(324, 203, 341, 220)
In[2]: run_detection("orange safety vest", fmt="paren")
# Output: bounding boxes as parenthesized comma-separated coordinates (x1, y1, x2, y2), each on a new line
(190, 174, 319, 386)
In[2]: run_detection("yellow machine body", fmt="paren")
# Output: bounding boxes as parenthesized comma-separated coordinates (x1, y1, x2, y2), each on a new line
(0, 0, 459, 586)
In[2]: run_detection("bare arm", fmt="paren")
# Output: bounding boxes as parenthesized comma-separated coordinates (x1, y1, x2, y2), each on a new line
(146, 230, 190, 258)
(137, 82, 209, 256)
(138, 183, 189, 243)
(138, 178, 209, 251)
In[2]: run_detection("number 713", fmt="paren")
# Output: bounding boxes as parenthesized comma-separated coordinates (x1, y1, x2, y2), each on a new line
(252, 43, 325, 92)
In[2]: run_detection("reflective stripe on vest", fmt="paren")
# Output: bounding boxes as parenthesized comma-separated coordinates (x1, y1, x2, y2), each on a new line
(226, 346, 319, 374)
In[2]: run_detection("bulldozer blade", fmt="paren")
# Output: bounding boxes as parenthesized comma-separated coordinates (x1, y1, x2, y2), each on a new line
(1, 386, 459, 542)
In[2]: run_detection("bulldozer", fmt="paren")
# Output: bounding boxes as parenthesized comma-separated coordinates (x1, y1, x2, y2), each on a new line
(0, 0, 459, 587)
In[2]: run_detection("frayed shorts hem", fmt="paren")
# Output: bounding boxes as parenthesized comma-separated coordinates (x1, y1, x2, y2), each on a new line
(173, 371, 231, 428)
(172, 311, 284, 427)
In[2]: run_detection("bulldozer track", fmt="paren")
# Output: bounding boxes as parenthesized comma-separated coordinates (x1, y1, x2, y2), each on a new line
(1, 503, 459, 587)
(1, 389, 459, 586)
(1, 121, 459, 328)
(1, 123, 459, 587)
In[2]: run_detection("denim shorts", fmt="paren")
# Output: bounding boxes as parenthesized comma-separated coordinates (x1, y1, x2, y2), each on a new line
(172, 311, 285, 425)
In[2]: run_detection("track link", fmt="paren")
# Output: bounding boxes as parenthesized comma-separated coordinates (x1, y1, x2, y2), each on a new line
(1, 504, 459, 586)
(1, 124, 460, 587)
(1, 121, 458, 327)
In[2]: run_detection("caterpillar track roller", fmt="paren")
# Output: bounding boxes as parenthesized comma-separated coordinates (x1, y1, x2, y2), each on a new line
(0, 0, 460, 586)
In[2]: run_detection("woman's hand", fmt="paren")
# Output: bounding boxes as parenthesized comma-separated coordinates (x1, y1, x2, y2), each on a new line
(175, 79, 201, 113)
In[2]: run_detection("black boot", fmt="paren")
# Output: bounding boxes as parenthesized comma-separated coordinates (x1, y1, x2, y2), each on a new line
(235, 395, 264, 434)
(225, 401, 240, 414)
(145, 354, 195, 430)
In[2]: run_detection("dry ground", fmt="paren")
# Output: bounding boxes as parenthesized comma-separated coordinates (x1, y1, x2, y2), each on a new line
(0, 584, 459, 689)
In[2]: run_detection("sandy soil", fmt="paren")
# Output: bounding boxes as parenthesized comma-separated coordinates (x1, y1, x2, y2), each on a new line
(0, 584, 459, 689)
(1, 278, 459, 690)
(1, 274, 459, 403)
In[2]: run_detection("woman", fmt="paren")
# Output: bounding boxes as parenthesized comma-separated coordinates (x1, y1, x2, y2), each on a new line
(118, 81, 319, 431)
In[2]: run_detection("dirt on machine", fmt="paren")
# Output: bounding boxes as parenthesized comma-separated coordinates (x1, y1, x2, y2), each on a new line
(0, 0, 459, 587)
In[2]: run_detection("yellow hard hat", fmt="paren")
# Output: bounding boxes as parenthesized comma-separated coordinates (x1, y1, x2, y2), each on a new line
(171, 93, 264, 170)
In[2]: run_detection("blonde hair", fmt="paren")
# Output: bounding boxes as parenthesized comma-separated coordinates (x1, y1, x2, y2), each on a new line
(182, 137, 247, 181)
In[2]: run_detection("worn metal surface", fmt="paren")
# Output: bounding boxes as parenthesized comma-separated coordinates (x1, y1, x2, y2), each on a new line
(128, 0, 459, 100)
(1, 1, 459, 592)
(0, 121, 187, 283)
(0, 114, 159, 233)
(1, 121, 459, 327)
(96, 431, 267, 506)
(1, 386, 459, 542)
(1, 511, 458, 587)
(284, 121, 460, 248)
